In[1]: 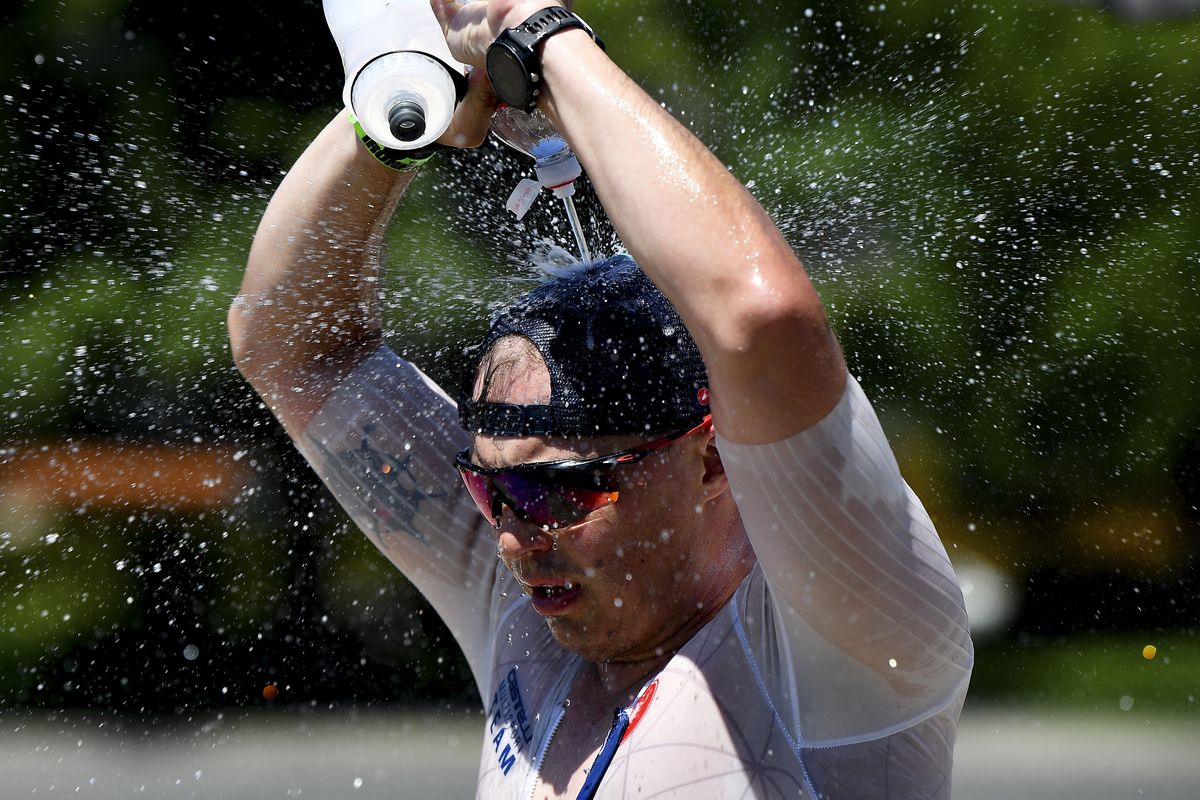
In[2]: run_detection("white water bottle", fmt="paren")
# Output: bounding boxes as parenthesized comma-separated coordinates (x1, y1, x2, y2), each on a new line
(323, 0, 468, 151)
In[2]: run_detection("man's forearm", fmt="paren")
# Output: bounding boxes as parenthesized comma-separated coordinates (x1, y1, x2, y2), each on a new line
(534, 29, 846, 442)
(229, 113, 414, 432)
(537, 32, 796, 307)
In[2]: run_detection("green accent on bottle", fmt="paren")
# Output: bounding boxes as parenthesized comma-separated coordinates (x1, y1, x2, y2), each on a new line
(348, 112, 435, 172)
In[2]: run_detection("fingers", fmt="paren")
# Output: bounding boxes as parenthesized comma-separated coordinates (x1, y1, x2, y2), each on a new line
(429, 0, 470, 32)
(438, 68, 498, 149)
(431, 0, 493, 67)
(429, 1, 498, 148)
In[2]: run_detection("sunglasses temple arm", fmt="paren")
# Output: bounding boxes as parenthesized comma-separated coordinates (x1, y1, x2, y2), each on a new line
(490, 492, 504, 529)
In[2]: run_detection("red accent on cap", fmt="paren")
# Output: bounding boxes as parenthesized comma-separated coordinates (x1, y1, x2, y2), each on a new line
(697, 387, 710, 406)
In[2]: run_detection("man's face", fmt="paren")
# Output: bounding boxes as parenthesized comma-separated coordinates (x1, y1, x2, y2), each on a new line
(468, 340, 747, 663)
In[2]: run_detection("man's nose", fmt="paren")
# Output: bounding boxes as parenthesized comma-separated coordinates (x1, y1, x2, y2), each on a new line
(496, 516, 555, 560)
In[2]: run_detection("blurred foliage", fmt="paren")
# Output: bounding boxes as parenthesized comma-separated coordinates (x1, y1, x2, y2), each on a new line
(0, 0, 1197, 713)
(969, 630, 1200, 714)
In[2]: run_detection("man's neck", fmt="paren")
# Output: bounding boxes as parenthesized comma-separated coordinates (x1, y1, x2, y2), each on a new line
(588, 555, 753, 698)
(585, 653, 670, 704)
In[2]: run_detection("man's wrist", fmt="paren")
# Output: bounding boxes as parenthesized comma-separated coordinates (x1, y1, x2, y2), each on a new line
(534, 25, 594, 58)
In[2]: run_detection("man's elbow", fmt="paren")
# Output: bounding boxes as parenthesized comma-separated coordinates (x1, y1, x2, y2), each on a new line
(227, 294, 266, 388)
(710, 282, 832, 361)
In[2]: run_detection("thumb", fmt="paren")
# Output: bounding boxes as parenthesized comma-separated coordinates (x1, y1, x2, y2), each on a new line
(438, 67, 498, 149)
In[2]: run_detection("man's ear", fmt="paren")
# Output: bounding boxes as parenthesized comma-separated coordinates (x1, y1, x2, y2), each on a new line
(699, 435, 729, 502)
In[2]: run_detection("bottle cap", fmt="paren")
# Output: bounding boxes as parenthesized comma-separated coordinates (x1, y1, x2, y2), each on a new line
(349, 51, 457, 150)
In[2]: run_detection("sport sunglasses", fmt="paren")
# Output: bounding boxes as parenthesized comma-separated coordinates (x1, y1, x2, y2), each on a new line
(454, 415, 714, 529)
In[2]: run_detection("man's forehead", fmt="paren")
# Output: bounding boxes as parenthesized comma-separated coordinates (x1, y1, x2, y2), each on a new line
(469, 430, 646, 469)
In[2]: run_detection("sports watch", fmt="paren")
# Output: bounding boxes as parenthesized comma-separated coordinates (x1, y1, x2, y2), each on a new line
(485, 7, 601, 111)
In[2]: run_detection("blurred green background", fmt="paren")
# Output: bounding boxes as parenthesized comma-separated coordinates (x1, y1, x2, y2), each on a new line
(0, 0, 1197, 722)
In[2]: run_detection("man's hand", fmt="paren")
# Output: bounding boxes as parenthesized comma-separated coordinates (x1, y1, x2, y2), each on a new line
(430, 0, 569, 68)
(436, 66, 500, 149)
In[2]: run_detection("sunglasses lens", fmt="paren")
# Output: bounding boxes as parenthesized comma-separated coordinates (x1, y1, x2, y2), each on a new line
(458, 469, 500, 527)
(493, 472, 619, 528)
(455, 450, 622, 529)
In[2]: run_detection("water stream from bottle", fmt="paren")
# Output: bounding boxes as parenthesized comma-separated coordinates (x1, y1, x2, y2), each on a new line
(562, 196, 591, 263)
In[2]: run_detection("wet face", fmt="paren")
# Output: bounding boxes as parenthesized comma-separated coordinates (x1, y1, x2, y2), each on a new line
(469, 337, 752, 664)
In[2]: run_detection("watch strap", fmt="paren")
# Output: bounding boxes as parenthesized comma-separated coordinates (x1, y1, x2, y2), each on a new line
(509, 6, 590, 49)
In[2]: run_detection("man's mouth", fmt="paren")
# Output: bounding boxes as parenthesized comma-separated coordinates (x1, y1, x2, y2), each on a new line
(528, 581, 582, 614)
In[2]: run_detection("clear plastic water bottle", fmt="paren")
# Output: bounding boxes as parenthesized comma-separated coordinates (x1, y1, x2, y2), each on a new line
(323, 0, 467, 151)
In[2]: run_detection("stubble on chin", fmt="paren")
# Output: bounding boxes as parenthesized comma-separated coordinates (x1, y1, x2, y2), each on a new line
(543, 615, 625, 663)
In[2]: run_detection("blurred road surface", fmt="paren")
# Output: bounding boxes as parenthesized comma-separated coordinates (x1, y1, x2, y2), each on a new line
(2, 706, 1197, 798)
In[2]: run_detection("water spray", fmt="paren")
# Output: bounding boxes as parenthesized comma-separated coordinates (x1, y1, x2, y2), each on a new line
(490, 107, 592, 263)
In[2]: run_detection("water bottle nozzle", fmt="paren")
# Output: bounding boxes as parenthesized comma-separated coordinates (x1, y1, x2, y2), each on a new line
(388, 100, 427, 142)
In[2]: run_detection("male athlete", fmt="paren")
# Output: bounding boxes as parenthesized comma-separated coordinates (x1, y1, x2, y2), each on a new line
(229, 1, 973, 797)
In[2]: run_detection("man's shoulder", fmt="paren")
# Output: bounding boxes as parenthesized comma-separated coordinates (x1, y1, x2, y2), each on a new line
(301, 344, 461, 453)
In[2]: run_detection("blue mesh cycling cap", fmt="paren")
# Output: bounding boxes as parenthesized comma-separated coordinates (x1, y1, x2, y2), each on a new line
(458, 254, 710, 437)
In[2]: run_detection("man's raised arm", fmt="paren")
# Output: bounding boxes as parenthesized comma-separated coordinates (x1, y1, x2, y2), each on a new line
(228, 116, 410, 437)
(435, 0, 847, 445)
(228, 71, 495, 437)
(541, 34, 848, 445)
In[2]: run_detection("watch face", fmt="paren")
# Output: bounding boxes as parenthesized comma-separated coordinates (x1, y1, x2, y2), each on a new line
(486, 42, 533, 110)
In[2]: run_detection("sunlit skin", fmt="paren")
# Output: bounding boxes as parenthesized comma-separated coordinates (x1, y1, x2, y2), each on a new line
(470, 337, 756, 695)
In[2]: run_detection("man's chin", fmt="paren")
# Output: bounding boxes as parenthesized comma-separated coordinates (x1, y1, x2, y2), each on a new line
(543, 617, 624, 663)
